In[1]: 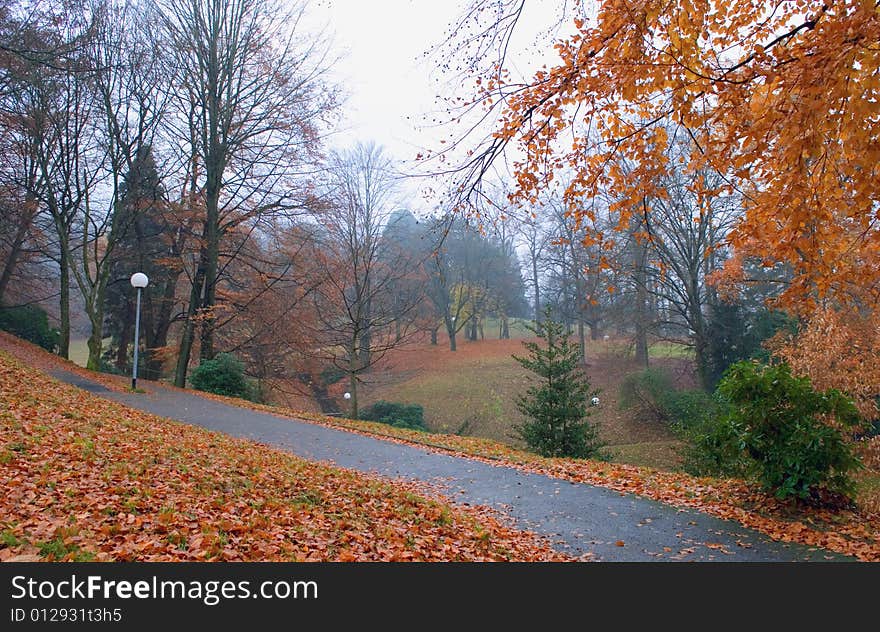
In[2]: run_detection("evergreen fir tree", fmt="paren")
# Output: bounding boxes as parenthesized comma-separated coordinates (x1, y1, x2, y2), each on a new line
(513, 306, 604, 458)
(104, 144, 176, 379)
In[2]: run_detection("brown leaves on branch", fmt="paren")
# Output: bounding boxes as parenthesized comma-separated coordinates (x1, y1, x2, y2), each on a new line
(0, 351, 564, 562)
(771, 308, 880, 420)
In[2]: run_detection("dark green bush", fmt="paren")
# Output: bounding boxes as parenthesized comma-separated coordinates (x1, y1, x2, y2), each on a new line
(715, 361, 863, 502)
(0, 305, 59, 351)
(662, 389, 720, 430)
(675, 401, 751, 478)
(707, 303, 798, 387)
(190, 353, 252, 400)
(360, 401, 426, 431)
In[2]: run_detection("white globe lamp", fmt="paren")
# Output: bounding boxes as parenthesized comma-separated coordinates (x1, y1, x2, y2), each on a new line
(130, 272, 149, 289)
(129, 272, 149, 389)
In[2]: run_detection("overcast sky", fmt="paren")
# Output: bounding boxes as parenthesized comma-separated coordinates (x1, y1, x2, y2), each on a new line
(311, 0, 461, 159)
(306, 0, 568, 214)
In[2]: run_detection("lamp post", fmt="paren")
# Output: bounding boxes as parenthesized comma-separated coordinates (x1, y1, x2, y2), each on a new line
(130, 272, 149, 390)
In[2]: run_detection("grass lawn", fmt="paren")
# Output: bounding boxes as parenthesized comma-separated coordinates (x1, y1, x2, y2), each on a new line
(648, 341, 695, 359)
(360, 336, 691, 471)
(68, 338, 90, 367)
(67, 337, 113, 368)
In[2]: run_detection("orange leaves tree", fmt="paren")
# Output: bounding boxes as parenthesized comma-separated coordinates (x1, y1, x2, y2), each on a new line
(772, 308, 880, 420)
(446, 0, 880, 316)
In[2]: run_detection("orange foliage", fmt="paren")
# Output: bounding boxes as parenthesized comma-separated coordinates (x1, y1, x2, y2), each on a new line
(468, 0, 880, 314)
(0, 351, 565, 562)
(772, 308, 880, 419)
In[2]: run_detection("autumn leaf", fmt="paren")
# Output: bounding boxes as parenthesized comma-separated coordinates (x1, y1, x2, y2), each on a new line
(0, 347, 566, 562)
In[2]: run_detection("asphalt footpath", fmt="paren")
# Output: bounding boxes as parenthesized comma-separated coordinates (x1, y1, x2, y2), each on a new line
(50, 368, 851, 562)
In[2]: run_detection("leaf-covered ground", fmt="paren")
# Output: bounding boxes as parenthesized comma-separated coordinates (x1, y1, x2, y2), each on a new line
(1, 332, 877, 561)
(0, 350, 567, 562)
(156, 377, 880, 561)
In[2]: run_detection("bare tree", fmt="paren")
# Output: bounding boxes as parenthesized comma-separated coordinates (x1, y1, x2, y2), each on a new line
(0, 63, 45, 306)
(68, 0, 167, 370)
(516, 211, 550, 324)
(637, 146, 740, 387)
(23, 7, 98, 360)
(313, 143, 423, 419)
(155, 0, 338, 386)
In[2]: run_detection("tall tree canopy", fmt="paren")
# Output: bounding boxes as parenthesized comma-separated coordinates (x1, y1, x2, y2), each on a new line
(449, 0, 880, 314)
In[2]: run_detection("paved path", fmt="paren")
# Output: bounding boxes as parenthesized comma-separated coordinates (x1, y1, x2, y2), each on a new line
(51, 369, 849, 561)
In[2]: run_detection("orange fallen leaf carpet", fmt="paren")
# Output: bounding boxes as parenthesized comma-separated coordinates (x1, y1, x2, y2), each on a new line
(0, 351, 565, 562)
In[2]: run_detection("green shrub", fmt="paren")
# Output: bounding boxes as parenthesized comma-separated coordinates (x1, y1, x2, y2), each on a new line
(0, 305, 59, 351)
(190, 353, 252, 400)
(662, 389, 719, 430)
(676, 401, 751, 478)
(617, 370, 746, 475)
(360, 401, 426, 431)
(618, 368, 717, 427)
(716, 361, 863, 502)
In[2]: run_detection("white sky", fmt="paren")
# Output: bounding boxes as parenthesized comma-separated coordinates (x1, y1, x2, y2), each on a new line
(310, 0, 462, 160)
(305, 0, 570, 214)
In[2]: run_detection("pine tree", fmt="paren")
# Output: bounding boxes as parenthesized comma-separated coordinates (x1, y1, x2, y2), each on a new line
(513, 306, 604, 459)
(104, 145, 177, 379)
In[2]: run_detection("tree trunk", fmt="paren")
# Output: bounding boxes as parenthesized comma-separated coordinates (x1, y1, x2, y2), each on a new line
(689, 278, 711, 390)
(694, 329, 711, 390)
(85, 264, 113, 371)
(144, 330, 167, 381)
(447, 317, 457, 351)
(578, 319, 586, 365)
(143, 274, 179, 381)
(348, 341, 359, 419)
(58, 247, 70, 360)
(0, 205, 35, 305)
(199, 213, 219, 362)
(430, 327, 438, 345)
(359, 314, 371, 370)
(634, 242, 649, 368)
(532, 255, 540, 323)
(174, 256, 206, 387)
(86, 307, 104, 371)
(115, 305, 132, 373)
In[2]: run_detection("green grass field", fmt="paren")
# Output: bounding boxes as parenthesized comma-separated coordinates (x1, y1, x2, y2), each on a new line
(361, 337, 689, 471)
(68, 338, 91, 367)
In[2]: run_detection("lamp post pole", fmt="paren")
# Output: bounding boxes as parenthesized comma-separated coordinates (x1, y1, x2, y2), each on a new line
(130, 272, 149, 390)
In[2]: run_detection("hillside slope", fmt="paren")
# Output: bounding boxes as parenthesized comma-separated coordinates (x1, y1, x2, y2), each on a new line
(0, 351, 565, 562)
